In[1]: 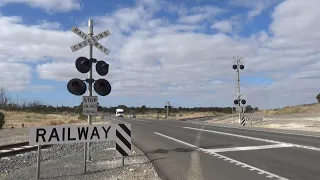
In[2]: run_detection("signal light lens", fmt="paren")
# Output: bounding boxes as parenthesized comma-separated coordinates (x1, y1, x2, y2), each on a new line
(241, 99, 246, 105)
(96, 61, 109, 76)
(232, 65, 237, 70)
(67, 78, 87, 96)
(94, 79, 111, 96)
(234, 100, 239, 105)
(75, 57, 91, 73)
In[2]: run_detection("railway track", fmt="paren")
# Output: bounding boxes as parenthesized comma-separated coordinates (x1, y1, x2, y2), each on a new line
(0, 142, 51, 158)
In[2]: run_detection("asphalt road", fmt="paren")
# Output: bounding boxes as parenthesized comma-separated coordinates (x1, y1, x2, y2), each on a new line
(108, 116, 320, 180)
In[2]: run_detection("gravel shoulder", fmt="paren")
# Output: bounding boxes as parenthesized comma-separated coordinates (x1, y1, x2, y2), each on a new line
(0, 144, 160, 180)
(0, 120, 161, 180)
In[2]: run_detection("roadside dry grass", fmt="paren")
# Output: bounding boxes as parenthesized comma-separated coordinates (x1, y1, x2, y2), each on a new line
(0, 110, 105, 128)
(173, 112, 226, 120)
(136, 111, 226, 120)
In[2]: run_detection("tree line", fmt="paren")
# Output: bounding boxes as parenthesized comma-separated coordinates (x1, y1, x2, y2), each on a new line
(0, 87, 259, 114)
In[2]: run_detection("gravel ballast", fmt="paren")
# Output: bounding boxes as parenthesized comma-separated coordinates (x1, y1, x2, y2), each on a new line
(0, 144, 161, 180)
(0, 141, 115, 174)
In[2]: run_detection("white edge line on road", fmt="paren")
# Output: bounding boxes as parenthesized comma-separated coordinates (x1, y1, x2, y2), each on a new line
(135, 119, 152, 123)
(107, 117, 127, 123)
(207, 124, 320, 138)
(184, 127, 320, 152)
(154, 132, 289, 180)
(206, 143, 294, 153)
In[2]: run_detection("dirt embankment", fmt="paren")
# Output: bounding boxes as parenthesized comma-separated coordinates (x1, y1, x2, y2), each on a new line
(207, 103, 320, 132)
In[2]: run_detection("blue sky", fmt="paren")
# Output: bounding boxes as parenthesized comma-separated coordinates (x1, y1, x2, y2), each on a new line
(0, 0, 319, 109)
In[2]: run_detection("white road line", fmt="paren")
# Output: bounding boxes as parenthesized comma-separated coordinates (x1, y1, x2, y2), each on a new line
(108, 117, 126, 123)
(184, 127, 320, 152)
(135, 119, 152, 123)
(209, 124, 320, 138)
(206, 143, 294, 153)
(0, 150, 11, 153)
(154, 132, 289, 180)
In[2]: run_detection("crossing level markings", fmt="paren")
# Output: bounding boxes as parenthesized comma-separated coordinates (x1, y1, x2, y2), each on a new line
(184, 126, 320, 152)
(70, 27, 111, 55)
(154, 132, 289, 180)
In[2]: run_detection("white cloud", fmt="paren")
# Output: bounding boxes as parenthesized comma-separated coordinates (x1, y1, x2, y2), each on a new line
(0, 62, 31, 91)
(230, 0, 281, 20)
(0, 0, 81, 12)
(0, 14, 88, 63)
(211, 20, 233, 33)
(178, 5, 226, 24)
(1, 0, 320, 109)
(179, 14, 210, 24)
(33, 21, 61, 29)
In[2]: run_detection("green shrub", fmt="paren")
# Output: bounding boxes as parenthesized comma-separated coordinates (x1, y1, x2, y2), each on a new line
(0, 112, 5, 129)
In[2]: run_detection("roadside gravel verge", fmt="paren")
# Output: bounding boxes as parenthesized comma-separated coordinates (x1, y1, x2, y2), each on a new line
(0, 144, 161, 180)
(0, 141, 115, 174)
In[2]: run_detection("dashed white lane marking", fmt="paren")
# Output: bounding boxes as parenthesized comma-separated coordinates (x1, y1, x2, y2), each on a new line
(184, 127, 320, 152)
(154, 132, 289, 180)
(206, 143, 294, 153)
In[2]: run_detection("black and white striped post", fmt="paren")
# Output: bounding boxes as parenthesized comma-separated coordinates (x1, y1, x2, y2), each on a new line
(116, 123, 132, 166)
(241, 116, 246, 126)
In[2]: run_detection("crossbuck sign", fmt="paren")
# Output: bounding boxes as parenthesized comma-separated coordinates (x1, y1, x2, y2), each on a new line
(70, 27, 111, 55)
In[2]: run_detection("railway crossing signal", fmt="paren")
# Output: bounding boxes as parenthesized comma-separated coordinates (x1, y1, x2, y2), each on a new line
(67, 56, 112, 96)
(67, 19, 113, 170)
(233, 57, 246, 124)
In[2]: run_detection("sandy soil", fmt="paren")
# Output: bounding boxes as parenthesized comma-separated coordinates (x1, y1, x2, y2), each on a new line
(207, 114, 320, 132)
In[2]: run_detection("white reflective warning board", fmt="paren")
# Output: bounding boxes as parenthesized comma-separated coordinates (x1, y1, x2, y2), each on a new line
(28, 124, 117, 145)
(70, 26, 111, 55)
(83, 96, 98, 115)
(235, 106, 246, 113)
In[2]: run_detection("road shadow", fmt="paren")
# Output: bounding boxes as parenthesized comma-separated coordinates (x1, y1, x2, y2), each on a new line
(144, 144, 233, 155)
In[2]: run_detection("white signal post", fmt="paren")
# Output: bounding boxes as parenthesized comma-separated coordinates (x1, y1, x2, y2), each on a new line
(70, 19, 111, 170)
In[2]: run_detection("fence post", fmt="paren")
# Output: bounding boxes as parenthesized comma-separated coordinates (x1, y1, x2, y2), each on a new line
(36, 145, 41, 179)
